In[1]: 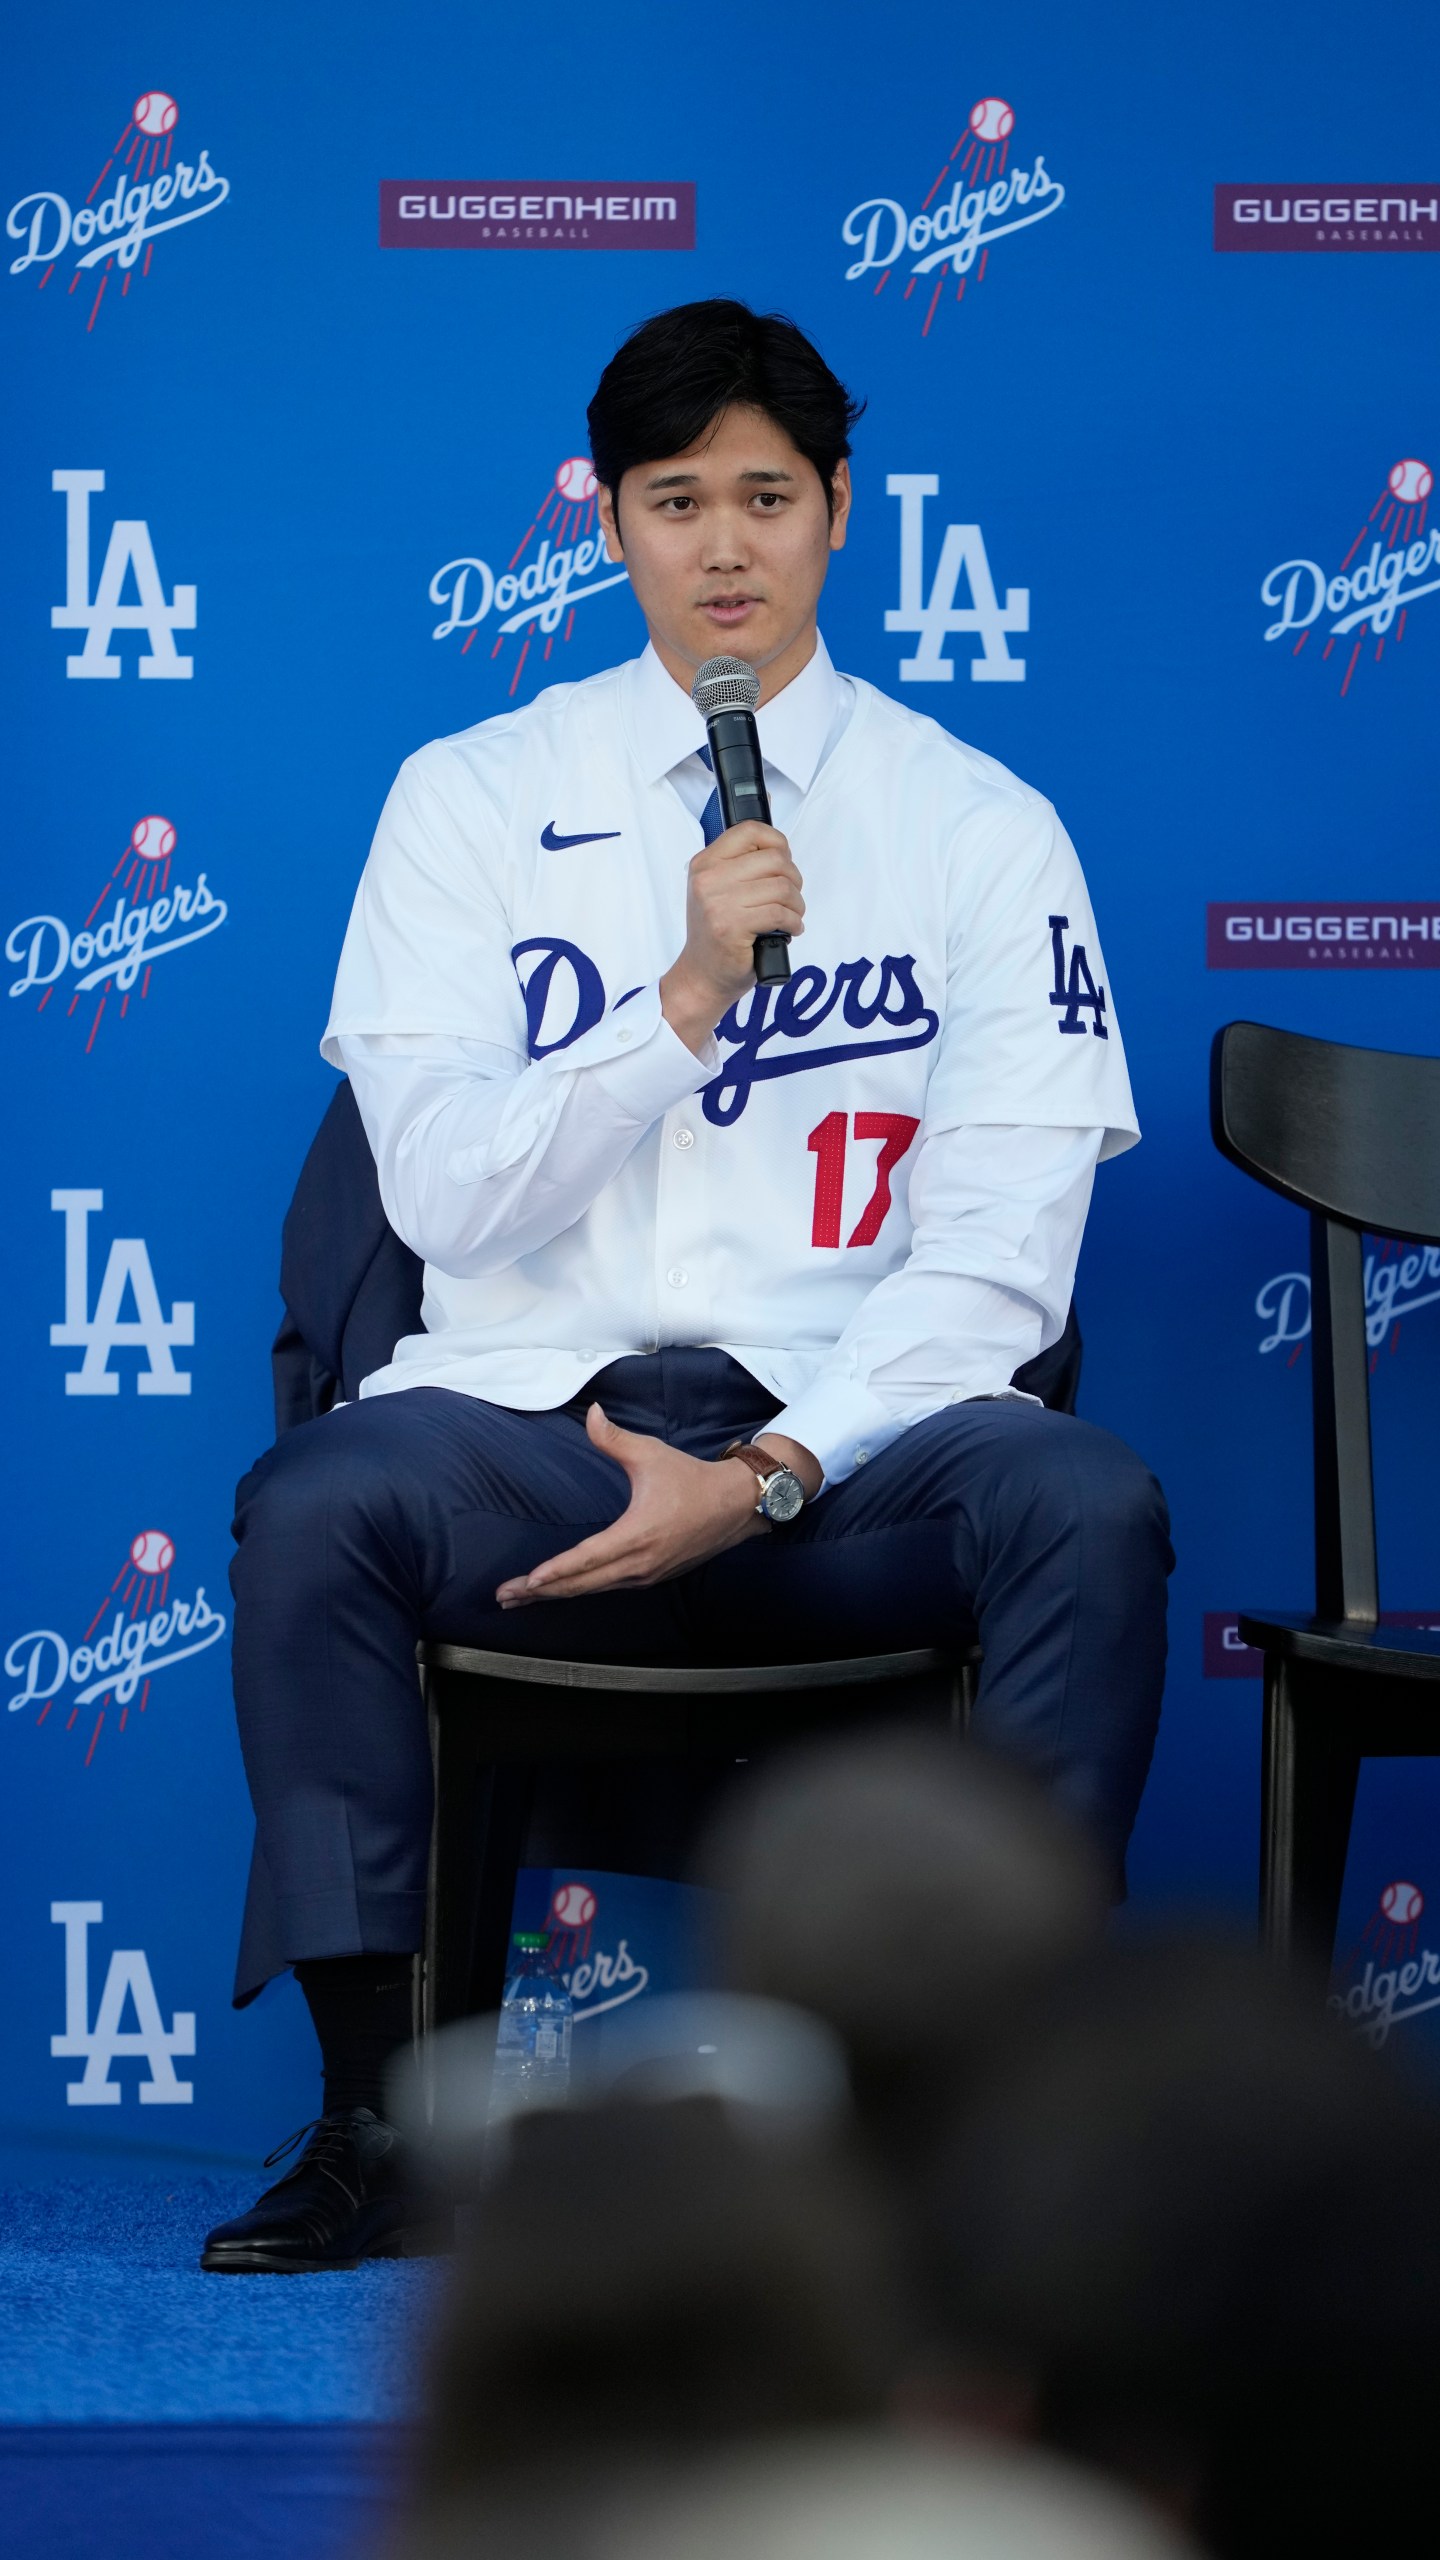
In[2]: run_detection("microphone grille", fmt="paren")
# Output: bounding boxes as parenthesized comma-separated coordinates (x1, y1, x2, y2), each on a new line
(692, 654, 761, 718)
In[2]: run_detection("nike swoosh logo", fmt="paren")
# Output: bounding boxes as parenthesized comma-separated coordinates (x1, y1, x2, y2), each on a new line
(540, 822, 622, 851)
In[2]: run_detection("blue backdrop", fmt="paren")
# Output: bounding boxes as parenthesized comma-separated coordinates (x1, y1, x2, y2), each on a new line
(5, 0, 1439, 2157)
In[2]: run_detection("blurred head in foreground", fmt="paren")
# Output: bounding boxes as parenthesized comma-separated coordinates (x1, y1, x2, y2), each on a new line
(401, 2433, 1202, 2560)
(408, 2091, 905, 2528)
(615, 2434, 1204, 2560)
(917, 1933, 1440, 2555)
(698, 1727, 1109, 2162)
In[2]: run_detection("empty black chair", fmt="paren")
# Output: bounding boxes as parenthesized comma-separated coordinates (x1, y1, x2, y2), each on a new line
(1211, 1021, 1440, 1970)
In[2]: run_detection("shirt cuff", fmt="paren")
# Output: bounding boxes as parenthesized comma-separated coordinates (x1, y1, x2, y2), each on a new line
(547, 984, 718, 1119)
(768, 1379, 1046, 1493)
(763, 1381, 906, 1493)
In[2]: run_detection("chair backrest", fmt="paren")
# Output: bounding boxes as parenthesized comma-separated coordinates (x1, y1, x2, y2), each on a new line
(273, 1078, 424, 1429)
(1211, 1022, 1440, 1627)
(1210, 1019, 1440, 1242)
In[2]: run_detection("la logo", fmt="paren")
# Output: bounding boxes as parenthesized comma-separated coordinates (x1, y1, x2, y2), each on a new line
(885, 473, 1028, 683)
(51, 469, 196, 679)
(51, 1902, 195, 2105)
(50, 1188, 194, 1395)
(1048, 913, 1107, 1038)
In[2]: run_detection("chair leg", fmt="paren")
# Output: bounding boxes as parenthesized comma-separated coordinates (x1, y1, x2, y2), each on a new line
(424, 1669, 535, 2033)
(1260, 1655, 1360, 1978)
(949, 1655, 979, 1738)
(466, 1762, 536, 2019)
(424, 1676, 478, 2039)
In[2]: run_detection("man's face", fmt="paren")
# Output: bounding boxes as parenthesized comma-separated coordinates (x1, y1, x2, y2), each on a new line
(598, 402, 850, 699)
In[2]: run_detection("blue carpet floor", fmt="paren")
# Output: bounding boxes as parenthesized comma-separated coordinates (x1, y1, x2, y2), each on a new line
(0, 2177, 441, 2556)
(0, 2426, 403, 2560)
(0, 2178, 438, 2422)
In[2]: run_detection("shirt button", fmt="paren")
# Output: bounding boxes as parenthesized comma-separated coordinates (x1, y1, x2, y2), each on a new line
(616, 1028, 634, 1044)
(666, 1266, 689, 1288)
(672, 1128, 695, 1150)
(854, 1448, 870, 1465)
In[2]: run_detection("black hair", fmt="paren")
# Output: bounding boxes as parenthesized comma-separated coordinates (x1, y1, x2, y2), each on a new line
(587, 298, 864, 520)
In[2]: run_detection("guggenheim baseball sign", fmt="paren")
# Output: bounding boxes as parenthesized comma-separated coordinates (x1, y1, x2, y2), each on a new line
(1214, 186, 1440, 251)
(380, 184, 695, 250)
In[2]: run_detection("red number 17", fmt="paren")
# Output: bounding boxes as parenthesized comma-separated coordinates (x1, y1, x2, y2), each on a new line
(806, 1111, 921, 1248)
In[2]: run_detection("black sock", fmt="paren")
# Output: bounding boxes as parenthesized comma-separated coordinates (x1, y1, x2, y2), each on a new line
(294, 1954, 415, 2120)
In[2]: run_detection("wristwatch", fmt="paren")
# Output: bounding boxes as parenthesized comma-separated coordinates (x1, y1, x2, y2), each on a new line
(720, 1439, 807, 1525)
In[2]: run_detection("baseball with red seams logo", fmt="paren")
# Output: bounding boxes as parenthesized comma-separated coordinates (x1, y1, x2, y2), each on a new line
(551, 1881, 597, 1930)
(969, 97, 1014, 142)
(133, 92, 179, 137)
(131, 814, 177, 861)
(1381, 1880, 1424, 1926)
(130, 1529, 175, 1576)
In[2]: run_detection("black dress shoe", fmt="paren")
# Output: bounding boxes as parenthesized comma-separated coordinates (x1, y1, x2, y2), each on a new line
(201, 2108, 425, 2273)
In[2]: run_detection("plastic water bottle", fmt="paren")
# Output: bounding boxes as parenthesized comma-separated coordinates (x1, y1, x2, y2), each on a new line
(490, 1931, 573, 2115)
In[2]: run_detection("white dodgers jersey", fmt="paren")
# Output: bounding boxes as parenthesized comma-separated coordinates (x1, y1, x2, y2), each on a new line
(324, 650, 1137, 1430)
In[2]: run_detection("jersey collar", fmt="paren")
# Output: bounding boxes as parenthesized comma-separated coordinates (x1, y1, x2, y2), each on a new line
(622, 633, 842, 796)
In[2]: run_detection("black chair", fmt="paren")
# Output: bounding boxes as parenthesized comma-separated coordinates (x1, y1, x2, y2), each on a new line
(270, 1079, 1086, 2034)
(419, 1644, 977, 2035)
(1211, 1021, 1440, 1972)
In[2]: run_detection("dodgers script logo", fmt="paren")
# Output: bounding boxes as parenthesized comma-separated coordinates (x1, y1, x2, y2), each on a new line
(1331, 1881, 1440, 2050)
(431, 458, 629, 698)
(842, 97, 1065, 335)
(8, 1527, 226, 1765)
(51, 1902, 195, 2104)
(545, 1883, 650, 2022)
(1255, 1238, 1440, 1365)
(8, 92, 230, 330)
(8, 815, 226, 1050)
(513, 940, 941, 1125)
(1261, 456, 1436, 694)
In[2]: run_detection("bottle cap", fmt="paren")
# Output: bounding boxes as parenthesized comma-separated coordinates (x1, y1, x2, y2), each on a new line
(511, 1931, 550, 1951)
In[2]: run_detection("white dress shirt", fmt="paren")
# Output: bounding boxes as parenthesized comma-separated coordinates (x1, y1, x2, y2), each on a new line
(328, 638, 1137, 1490)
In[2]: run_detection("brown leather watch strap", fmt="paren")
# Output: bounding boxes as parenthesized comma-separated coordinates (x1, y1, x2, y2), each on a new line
(719, 1440, 782, 1492)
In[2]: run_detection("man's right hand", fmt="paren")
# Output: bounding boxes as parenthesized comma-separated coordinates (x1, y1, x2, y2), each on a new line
(660, 821, 805, 1056)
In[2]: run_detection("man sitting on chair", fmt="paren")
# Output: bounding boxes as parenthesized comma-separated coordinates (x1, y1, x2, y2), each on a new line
(202, 299, 1171, 2274)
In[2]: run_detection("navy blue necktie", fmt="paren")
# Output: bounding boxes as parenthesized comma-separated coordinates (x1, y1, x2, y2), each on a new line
(697, 742, 723, 845)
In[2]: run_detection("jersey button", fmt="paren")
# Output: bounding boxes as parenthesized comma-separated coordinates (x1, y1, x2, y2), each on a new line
(616, 1028, 634, 1044)
(666, 1266, 689, 1288)
(672, 1128, 695, 1150)
(854, 1448, 870, 1465)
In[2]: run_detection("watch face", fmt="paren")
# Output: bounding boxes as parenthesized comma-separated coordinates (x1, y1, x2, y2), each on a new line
(761, 1469, 805, 1524)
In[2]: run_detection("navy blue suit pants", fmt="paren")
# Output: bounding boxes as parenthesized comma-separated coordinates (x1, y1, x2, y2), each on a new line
(229, 1349, 1171, 1998)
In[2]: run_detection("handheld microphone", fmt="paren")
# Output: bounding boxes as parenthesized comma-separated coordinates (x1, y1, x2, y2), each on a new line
(691, 655, 792, 987)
